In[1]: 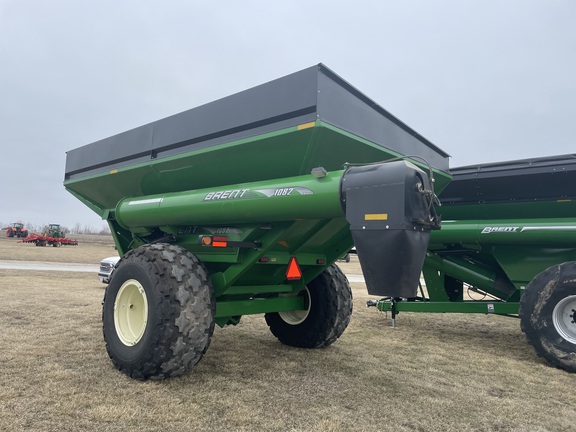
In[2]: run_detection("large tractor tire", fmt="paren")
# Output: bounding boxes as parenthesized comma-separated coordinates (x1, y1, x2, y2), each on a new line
(265, 264, 352, 348)
(519, 262, 576, 372)
(102, 243, 215, 379)
(6, 229, 13, 238)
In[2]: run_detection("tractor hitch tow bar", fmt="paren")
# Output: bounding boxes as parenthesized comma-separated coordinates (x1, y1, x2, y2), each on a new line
(366, 298, 397, 328)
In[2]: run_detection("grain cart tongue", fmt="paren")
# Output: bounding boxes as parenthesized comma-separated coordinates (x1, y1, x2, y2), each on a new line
(64, 64, 450, 379)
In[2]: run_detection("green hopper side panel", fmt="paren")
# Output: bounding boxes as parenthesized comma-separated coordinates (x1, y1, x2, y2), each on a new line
(64, 64, 450, 216)
(426, 154, 576, 305)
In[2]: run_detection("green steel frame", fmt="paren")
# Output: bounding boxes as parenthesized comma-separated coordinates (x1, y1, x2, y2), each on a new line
(65, 121, 450, 326)
(374, 176, 576, 317)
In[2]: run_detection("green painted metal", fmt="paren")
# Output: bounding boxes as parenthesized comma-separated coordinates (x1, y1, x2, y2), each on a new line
(377, 300, 520, 315)
(215, 296, 305, 319)
(430, 219, 576, 247)
(64, 122, 451, 220)
(425, 218, 576, 298)
(113, 169, 345, 229)
(437, 199, 576, 221)
(425, 219, 576, 298)
(424, 253, 515, 299)
(65, 119, 449, 322)
(386, 156, 576, 317)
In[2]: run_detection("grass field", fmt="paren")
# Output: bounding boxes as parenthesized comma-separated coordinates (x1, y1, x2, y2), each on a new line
(1, 235, 575, 431)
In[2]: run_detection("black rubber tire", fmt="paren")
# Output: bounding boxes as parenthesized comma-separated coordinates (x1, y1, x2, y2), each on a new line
(519, 262, 576, 372)
(102, 243, 215, 379)
(264, 264, 353, 348)
(7, 230, 13, 238)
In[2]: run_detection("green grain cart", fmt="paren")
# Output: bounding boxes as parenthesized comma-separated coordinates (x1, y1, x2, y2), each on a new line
(373, 154, 576, 372)
(64, 64, 451, 379)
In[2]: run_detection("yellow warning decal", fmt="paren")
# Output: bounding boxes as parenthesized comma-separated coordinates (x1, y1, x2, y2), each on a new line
(365, 213, 388, 221)
(110, 169, 118, 174)
(297, 121, 315, 130)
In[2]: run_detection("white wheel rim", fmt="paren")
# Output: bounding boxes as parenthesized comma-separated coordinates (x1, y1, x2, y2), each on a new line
(552, 295, 576, 344)
(114, 279, 149, 346)
(279, 287, 311, 325)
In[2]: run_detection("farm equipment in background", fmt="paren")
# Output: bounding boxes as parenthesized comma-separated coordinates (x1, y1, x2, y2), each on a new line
(20, 224, 78, 246)
(4, 223, 28, 238)
(44, 223, 65, 238)
(370, 154, 576, 373)
(64, 63, 450, 379)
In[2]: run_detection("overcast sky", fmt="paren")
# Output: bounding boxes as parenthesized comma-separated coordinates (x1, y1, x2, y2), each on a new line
(1, 0, 575, 229)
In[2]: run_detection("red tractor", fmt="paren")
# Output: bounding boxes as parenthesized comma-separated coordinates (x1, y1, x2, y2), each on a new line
(5, 223, 28, 238)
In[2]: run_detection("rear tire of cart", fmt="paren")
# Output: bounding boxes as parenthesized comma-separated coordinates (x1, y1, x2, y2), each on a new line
(102, 243, 215, 379)
(265, 264, 352, 348)
(520, 262, 576, 373)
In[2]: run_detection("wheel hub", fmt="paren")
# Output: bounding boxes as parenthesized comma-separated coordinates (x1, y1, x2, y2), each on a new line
(552, 295, 576, 345)
(114, 279, 149, 346)
(278, 287, 311, 325)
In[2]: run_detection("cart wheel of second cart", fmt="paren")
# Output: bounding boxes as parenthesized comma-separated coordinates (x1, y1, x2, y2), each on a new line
(102, 243, 215, 379)
(265, 264, 353, 348)
(520, 262, 576, 372)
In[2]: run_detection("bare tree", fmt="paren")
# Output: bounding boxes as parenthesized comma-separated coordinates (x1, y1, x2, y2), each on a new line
(99, 224, 111, 235)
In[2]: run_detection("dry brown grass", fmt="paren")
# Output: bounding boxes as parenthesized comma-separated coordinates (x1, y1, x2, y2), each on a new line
(0, 234, 117, 263)
(1, 238, 575, 431)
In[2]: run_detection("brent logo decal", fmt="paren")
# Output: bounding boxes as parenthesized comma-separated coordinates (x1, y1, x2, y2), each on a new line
(481, 226, 519, 234)
(203, 189, 249, 201)
(203, 187, 313, 201)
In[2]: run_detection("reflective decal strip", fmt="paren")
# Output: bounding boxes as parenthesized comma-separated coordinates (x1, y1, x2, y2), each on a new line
(128, 198, 164, 205)
(297, 121, 315, 130)
(520, 226, 576, 232)
(365, 214, 388, 221)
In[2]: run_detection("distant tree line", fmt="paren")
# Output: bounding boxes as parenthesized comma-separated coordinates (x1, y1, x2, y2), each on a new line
(69, 223, 112, 236)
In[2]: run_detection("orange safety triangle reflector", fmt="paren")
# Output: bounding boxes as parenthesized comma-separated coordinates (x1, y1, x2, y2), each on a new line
(286, 257, 302, 280)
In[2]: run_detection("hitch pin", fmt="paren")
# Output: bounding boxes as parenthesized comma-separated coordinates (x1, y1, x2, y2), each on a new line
(366, 298, 398, 328)
(390, 298, 397, 328)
